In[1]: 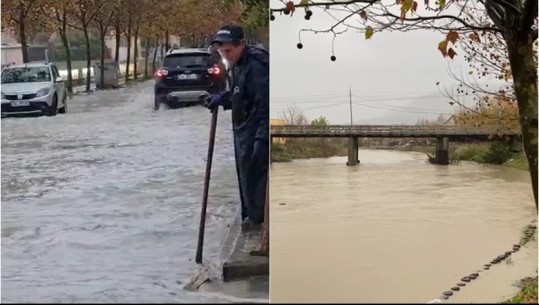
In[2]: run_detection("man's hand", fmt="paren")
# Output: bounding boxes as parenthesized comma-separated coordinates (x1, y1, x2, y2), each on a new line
(250, 139, 268, 161)
(200, 91, 228, 113)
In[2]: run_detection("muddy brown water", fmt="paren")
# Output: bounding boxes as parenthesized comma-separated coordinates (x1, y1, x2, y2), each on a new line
(270, 149, 537, 303)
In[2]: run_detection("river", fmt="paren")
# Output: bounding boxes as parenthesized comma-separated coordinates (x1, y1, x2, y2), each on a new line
(270, 149, 537, 303)
(1, 81, 248, 303)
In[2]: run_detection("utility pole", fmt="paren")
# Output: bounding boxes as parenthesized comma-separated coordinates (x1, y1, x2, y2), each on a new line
(349, 86, 353, 125)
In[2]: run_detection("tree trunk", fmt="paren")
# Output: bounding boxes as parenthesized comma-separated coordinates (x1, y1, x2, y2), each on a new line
(160, 38, 165, 59)
(99, 25, 106, 90)
(125, 14, 132, 84)
(59, 9, 73, 94)
(133, 28, 139, 80)
(19, 10, 29, 63)
(114, 20, 121, 63)
(59, 32, 73, 94)
(506, 34, 538, 210)
(144, 36, 150, 78)
(152, 36, 159, 73)
(165, 30, 169, 51)
(83, 25, 92, 92)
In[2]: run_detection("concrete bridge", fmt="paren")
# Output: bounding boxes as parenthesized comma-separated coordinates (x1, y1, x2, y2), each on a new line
(270, 125, 521, 166)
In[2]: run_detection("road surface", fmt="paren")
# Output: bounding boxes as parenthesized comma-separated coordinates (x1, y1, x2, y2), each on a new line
(1, 81, 246, 303)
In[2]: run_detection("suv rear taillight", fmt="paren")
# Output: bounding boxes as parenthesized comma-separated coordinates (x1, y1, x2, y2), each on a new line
(207, 64, 222, 76)
(154, 68, 168, 79)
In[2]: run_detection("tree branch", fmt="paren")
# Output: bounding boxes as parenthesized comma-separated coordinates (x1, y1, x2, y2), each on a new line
(520, 0, 537, 36)
(489, 0, 521, 14)
(271, 0, 378, 12)
(380, 12, 502, 32)
(21, 0, 35, 19)
(484, 0, 506, 29)
(67, 21, 84, 31)
(104, 10, 115, 34)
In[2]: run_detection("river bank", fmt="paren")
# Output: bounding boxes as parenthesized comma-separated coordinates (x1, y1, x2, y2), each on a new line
(271, 141, 528, 171)
(504, 276, 538, 304)
(394, 143, 528, 171)
(503, 223, 538, 304)
(271, 138, 347, 162)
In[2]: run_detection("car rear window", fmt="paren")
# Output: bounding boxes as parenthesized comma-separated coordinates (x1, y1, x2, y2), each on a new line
(163, 53, 211, 69)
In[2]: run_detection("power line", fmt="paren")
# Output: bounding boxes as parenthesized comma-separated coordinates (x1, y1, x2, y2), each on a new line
(271, 93, 438, 102)
(271, 89, 444, 98)
(271, 94, 467, 104)
(270, 90, 446, 101)
(352, 102, 453, 115)
(272, 101, 348, 112)
(272, 101, 454, 116)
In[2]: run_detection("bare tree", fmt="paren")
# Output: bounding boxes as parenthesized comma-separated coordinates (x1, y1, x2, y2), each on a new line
(281, 104, 309, 125)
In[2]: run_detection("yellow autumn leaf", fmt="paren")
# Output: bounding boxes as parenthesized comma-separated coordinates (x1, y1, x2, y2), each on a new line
(439, 0, 446, 9)
(401, 0, 414, 12)
(438, 40, 448, 57)
(300, 0, 309, 11)
(365, 26, 374, 39)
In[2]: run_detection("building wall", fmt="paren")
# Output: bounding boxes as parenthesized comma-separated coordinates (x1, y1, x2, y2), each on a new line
(1, 47, 23, 66)
(2, 45, 47, 66)
(271, 118, 287, 144)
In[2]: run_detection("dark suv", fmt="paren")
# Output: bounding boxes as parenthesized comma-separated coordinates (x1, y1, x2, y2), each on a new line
(153, 48, 226, 110)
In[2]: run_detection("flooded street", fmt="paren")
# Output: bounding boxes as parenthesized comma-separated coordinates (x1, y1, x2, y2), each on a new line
(270, 149, 537, 303)
(1, 81, 244, 303)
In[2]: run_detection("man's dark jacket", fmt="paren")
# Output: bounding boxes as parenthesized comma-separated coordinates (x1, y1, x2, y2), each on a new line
(221, 46, 269, 222)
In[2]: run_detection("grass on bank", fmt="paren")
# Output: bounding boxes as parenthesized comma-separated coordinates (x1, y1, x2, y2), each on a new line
(504, 223, 537, 305)
(271, 138, 347, 162)
(396, 142, 528, 171)
(503, 277, 538, 304)
(520, 222, 537, 247)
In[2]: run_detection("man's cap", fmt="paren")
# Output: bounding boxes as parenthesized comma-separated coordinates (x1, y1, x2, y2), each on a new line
(212, 25, 245, 44)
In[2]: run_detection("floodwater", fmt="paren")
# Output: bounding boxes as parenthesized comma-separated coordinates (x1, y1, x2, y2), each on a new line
(270, 149, 537, 303)
(1, 81, 249, 303)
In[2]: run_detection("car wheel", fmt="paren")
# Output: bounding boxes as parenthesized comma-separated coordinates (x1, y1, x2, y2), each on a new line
(154, 95, 163, 111)
(47, 95, 58, 116)
(58, 93, 67, 114)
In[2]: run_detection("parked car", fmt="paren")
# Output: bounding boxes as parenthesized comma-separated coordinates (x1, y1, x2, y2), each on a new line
(153, 47, 227, 110)
(1, 62, 67, 117)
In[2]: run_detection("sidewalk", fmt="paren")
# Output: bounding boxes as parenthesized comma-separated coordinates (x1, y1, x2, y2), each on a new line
(184, 211, 269, 301)
(70, 77, 140, 95)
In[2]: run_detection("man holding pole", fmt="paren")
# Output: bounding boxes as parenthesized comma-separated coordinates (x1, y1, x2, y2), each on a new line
(204, 25, 269, 231)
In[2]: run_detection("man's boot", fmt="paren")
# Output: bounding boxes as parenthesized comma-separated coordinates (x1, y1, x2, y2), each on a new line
(241, 217, 262, 232)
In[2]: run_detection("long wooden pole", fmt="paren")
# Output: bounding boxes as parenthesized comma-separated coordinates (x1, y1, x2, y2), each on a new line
(195, 108, 219, 264)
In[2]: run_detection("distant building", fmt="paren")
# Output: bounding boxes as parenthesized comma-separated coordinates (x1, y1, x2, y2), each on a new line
(271, 118, 287, 144)
(1, 30, 47, 67)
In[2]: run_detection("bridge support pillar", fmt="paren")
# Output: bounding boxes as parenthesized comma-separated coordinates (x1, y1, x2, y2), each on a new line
(435, 137, 450, 165)
(346, 137, 360, 166)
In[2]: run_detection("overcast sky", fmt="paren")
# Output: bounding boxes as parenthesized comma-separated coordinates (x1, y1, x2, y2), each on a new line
(269, 0, 473, 124)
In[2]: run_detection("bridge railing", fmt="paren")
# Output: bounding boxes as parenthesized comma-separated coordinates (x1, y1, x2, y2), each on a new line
(270, 125, 519, 136)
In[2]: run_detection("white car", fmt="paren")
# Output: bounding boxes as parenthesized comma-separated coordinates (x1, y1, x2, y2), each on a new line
(1, 62, 67, 117)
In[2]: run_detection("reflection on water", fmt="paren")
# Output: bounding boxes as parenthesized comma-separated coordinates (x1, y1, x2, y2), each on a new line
(270, 149, 537, 303)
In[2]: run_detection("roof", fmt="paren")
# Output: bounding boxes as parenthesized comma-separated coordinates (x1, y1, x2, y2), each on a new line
(5, 62, 52, 69)
(165, 48, 211, 56)
(271, 119, 287, 126)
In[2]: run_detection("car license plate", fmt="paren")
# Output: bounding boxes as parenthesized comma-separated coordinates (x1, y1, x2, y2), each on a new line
(178, 74, 198, 80)
(11, 101, 30, 107)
